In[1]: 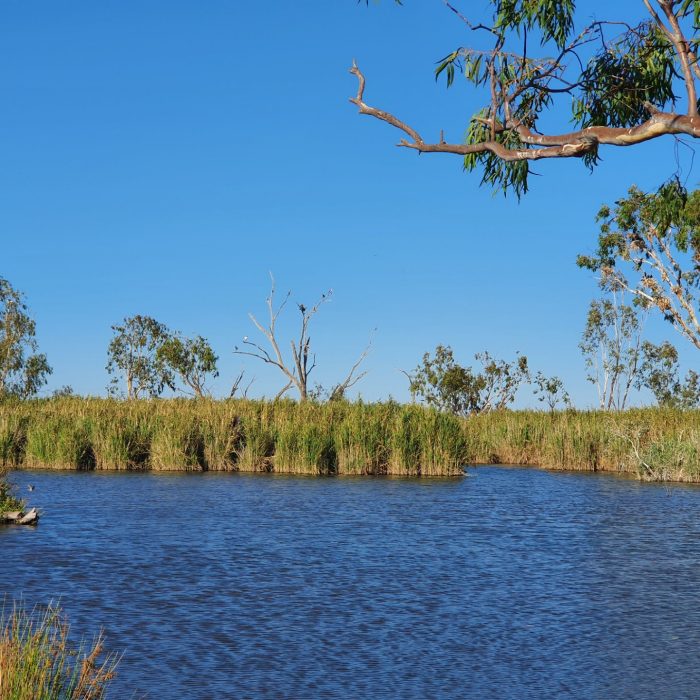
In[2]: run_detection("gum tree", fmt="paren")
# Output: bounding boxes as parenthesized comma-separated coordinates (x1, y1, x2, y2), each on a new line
(578, 181, 700, 351)
(639, 339, 700, 406)
(407, 344, 529, 416)
(106, 315, 173, 399)
(353, 1, 700, 195)
(579, 293, 646, 410)
(157, 334, 219, 398)
(532, 372, 571, 411)
(0, 276, 52, 399)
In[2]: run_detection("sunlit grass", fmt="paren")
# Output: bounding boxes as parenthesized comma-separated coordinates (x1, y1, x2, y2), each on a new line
(4, 398, 698, 480)
(0, 397, 468, 477)
(461, 408, 700, 481)
(0, 603, 118, 700)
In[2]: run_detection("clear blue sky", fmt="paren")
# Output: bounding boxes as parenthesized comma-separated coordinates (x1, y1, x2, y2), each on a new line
(1, 0, 696, 406)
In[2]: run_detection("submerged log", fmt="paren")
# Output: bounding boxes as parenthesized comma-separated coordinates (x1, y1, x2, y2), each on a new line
(1, 508, 39, 525)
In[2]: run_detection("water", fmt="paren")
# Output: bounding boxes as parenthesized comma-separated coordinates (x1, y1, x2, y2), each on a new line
(3, 466, 700, 699)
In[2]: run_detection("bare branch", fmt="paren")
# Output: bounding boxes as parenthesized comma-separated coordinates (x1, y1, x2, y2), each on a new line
(229, 370, 245, 398)
(274, 380, 293, 401)
(329, 334, 373, 400)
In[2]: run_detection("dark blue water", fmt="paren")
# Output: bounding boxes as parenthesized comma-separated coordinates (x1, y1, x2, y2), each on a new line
(3, 467, 700, 699)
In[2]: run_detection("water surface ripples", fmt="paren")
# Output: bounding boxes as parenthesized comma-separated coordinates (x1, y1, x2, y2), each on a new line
(3, 467, 700, 699)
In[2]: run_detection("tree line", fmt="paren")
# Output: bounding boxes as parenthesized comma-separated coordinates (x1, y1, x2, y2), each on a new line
(3, 2, 700, 410)
(3, 173, 700, 408)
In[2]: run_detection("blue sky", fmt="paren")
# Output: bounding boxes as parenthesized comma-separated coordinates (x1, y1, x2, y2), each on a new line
(1, 0, 697, 406)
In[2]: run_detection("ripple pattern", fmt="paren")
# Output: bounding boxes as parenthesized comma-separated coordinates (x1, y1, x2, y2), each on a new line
(3, 467, 700, 699)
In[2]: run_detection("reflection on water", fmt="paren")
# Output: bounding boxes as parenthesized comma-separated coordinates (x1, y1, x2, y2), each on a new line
(3, 467, 700, 699)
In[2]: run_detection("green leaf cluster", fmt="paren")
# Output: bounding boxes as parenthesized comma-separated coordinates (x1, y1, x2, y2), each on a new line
(106, 315, 173, 399)
(577, 181, 700, 331)
(0, 276, 52, 400)
(640, 339, 700, 408)
(494, 0, 575, 49)
(574, 23, 677, 129)
(107, 316, 219, 399)
(464, 113, 530, 197)
(408, 345, 529, 416)
(157, 334, 219, 398)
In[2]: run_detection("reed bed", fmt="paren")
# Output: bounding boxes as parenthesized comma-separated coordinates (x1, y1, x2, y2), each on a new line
(0, 398, 467, 478)
(461, 408, 700, 481)
(0, 603, 118, 700)
(3, 399, 698, 481)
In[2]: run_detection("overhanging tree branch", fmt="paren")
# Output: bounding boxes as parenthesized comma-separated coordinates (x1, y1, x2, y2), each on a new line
(351, 1, 700, 195)
(350, 62, 700, 160)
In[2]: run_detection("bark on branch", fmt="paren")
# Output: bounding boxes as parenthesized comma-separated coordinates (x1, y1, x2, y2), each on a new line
(349, 62, 700, 163)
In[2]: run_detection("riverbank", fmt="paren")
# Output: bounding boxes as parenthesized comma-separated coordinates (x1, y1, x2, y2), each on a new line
(1, 399, 698, 481)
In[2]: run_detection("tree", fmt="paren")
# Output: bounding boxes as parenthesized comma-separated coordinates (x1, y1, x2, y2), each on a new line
(533, 371, 571, 411)
(639, 339, 700, 406)
(106, 315, 173, 399)
(0, 276, 52, 399)
(352, 1, 700, 195)
(157, 334, 219, 398)
(407, 344, 529, 416)
(235, 275, 371, 401)
(579, 292, 646, 410)
(578, 181, 700, 350)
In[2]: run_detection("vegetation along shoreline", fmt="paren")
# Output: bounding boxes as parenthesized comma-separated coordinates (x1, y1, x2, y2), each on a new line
(2, 398, 699, 482)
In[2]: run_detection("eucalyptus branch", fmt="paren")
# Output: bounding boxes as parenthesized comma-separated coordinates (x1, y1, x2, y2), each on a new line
(350, 62, 700, 163)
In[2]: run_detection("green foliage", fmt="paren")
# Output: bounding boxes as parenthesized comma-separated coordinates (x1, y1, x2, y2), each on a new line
(408, 345, 529, 416)
(640, 340, 700, 408)
(25, 416, 94, 470)
(577, 182, 700, 349)
(573, 24, 677, 129)
(0, 277, 52, 399)
(0, 398, 467, 477)
(464, 113, 531, 197)
(364, 1, 700, 195)
(157, 334, 219, 398)
(494, 0, 575, 50)
(150, 412, 204, 470)
(106, 315, 173, 399)
(462, 406, 700, 480)
(0, 411, 27, 468)
(579, 294, 644, 410)
(0, 471, 24, 514)
(276, 419, 337, 475)
(334, 401, 391, 474)
(532, 371, 570, 411)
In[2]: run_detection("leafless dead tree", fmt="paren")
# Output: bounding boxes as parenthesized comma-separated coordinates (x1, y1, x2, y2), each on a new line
(234, 274, 371, 401)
